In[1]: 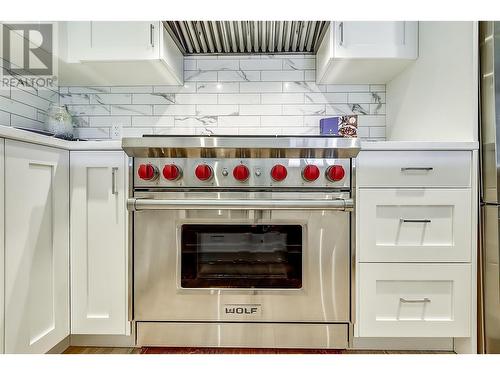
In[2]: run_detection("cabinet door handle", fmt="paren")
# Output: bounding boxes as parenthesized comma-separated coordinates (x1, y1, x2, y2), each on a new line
(400, 297, 431, 303)
(402, 21, 406, 45)
(400, 219, 431, 223)
(150, 23, 155, 47)
(400, 167, 434, 172)
(338, 22, 344, 46)
(112, 167, 118, 195)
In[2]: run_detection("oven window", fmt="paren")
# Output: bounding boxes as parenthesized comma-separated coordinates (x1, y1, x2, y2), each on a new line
(181, 225, 302, 289)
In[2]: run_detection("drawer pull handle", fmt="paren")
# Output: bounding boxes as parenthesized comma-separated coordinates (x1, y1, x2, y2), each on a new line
(401, 167, 434, 171)
(400, 219, 431, 223)
(400, 297, 431, 303)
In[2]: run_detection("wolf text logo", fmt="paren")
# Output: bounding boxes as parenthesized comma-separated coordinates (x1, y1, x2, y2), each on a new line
(224, 304, 262, 316)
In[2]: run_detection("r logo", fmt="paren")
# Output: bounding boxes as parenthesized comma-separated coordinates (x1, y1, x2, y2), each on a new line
(2, 23, 53, 76)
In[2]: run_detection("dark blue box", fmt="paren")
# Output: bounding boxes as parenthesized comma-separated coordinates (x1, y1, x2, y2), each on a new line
(319, 116, 358, 137)
(319, 117, 340, 135)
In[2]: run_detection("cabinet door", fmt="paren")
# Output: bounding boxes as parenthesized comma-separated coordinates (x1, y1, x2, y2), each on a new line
(357, 263, 471, 337)
(66, 21, 160, 61)
(334, 21, 418, 59)
(358, 189, 472, 262)
(4, 140, 69, 353)
(70, 151, 128, 334)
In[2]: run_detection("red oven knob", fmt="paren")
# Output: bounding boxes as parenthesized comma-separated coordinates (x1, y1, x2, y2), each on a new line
(271, 164, 288, 182)
(137, 164, 157, 181)
(195, 164, 213, 181)
(163, 164, 182, 181)
(302, 164, 320, 182)
(233, 165, 250, 182)
(326, 165, 345, 182)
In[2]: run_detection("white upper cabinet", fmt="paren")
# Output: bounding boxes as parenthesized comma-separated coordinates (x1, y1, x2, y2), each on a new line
(4, 140, 69, 353)
(65, 21, 159, 62)
(70, 151, 128, 335)
(316, 21, 418, 84)
(58, 21, 184, 86)
(332, 21, 418, 59)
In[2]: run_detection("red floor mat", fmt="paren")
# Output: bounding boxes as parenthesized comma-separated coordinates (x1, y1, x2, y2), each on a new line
(140, 347, 343, 354)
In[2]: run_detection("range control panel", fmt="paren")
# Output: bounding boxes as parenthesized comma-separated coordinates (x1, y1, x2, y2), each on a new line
(134, 158, 351, 189)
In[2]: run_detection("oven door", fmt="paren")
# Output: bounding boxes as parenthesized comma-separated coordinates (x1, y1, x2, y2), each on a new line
(132, 191, 350, 322)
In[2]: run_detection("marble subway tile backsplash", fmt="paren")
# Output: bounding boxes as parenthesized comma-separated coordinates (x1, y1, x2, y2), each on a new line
(0, 58, 59, 129)
(60, 55, 386, 140)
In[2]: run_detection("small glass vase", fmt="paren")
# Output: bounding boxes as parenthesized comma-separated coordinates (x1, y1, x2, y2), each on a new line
(46, 103, 75, 140)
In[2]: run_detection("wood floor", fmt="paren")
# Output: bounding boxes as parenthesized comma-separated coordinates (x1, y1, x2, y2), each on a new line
(63, 347, 142, 354)
(63, 346, 454, 354)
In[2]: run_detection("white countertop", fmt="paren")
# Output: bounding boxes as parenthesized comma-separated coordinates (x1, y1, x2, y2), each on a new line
(0, 126, 480, 152)
(360, 140, 479, 151)
(0, 125, 122, 151)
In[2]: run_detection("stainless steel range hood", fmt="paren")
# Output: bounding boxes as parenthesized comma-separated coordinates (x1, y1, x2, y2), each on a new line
(163, 21, 328, 55)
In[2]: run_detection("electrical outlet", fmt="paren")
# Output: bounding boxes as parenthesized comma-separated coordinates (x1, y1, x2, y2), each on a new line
(111, 124, 122, 139)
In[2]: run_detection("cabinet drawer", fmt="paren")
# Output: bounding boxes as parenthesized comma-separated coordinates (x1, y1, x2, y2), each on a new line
(358, 189, 471, 262)
(357, 263, 471, 337)
(357, 151, 471, 187)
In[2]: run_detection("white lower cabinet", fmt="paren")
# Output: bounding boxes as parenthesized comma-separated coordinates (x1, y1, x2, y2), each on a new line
(4, 140, 70, 353)
(358, 263, 471, 337)
(70, 151, 128, 335)
(358, 189, 472, 262)
(356, 149, 476, 348)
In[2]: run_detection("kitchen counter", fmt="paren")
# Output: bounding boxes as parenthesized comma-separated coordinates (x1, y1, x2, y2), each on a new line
(360, 140, 479, 150)
(0, 126, 481, 152)
(0, 125, 122, 151)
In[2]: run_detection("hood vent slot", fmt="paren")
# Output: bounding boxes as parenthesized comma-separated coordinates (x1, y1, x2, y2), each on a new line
(164, 21, 328, 55)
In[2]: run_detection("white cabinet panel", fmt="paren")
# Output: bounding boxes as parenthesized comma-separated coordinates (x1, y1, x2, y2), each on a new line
(4, 140, 69, 353)
(90, 22, 158, 60)
(70, 151, 128, 335)
(357, 151, 471, 188)
(358, 263, 471, 337)
(67, 21, 159, 62)
(358, 189, 471, 262)
(316, 21, 418, 84)
(334, 21, 417, 59)
(59, 21, 183, 86)
(0, 139, 4, 354)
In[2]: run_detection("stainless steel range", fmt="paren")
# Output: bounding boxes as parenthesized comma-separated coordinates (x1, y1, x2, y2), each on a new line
(123, 135, 360, 349)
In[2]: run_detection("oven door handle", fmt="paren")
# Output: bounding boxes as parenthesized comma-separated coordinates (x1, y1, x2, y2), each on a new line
(127, 198, 354, 211)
